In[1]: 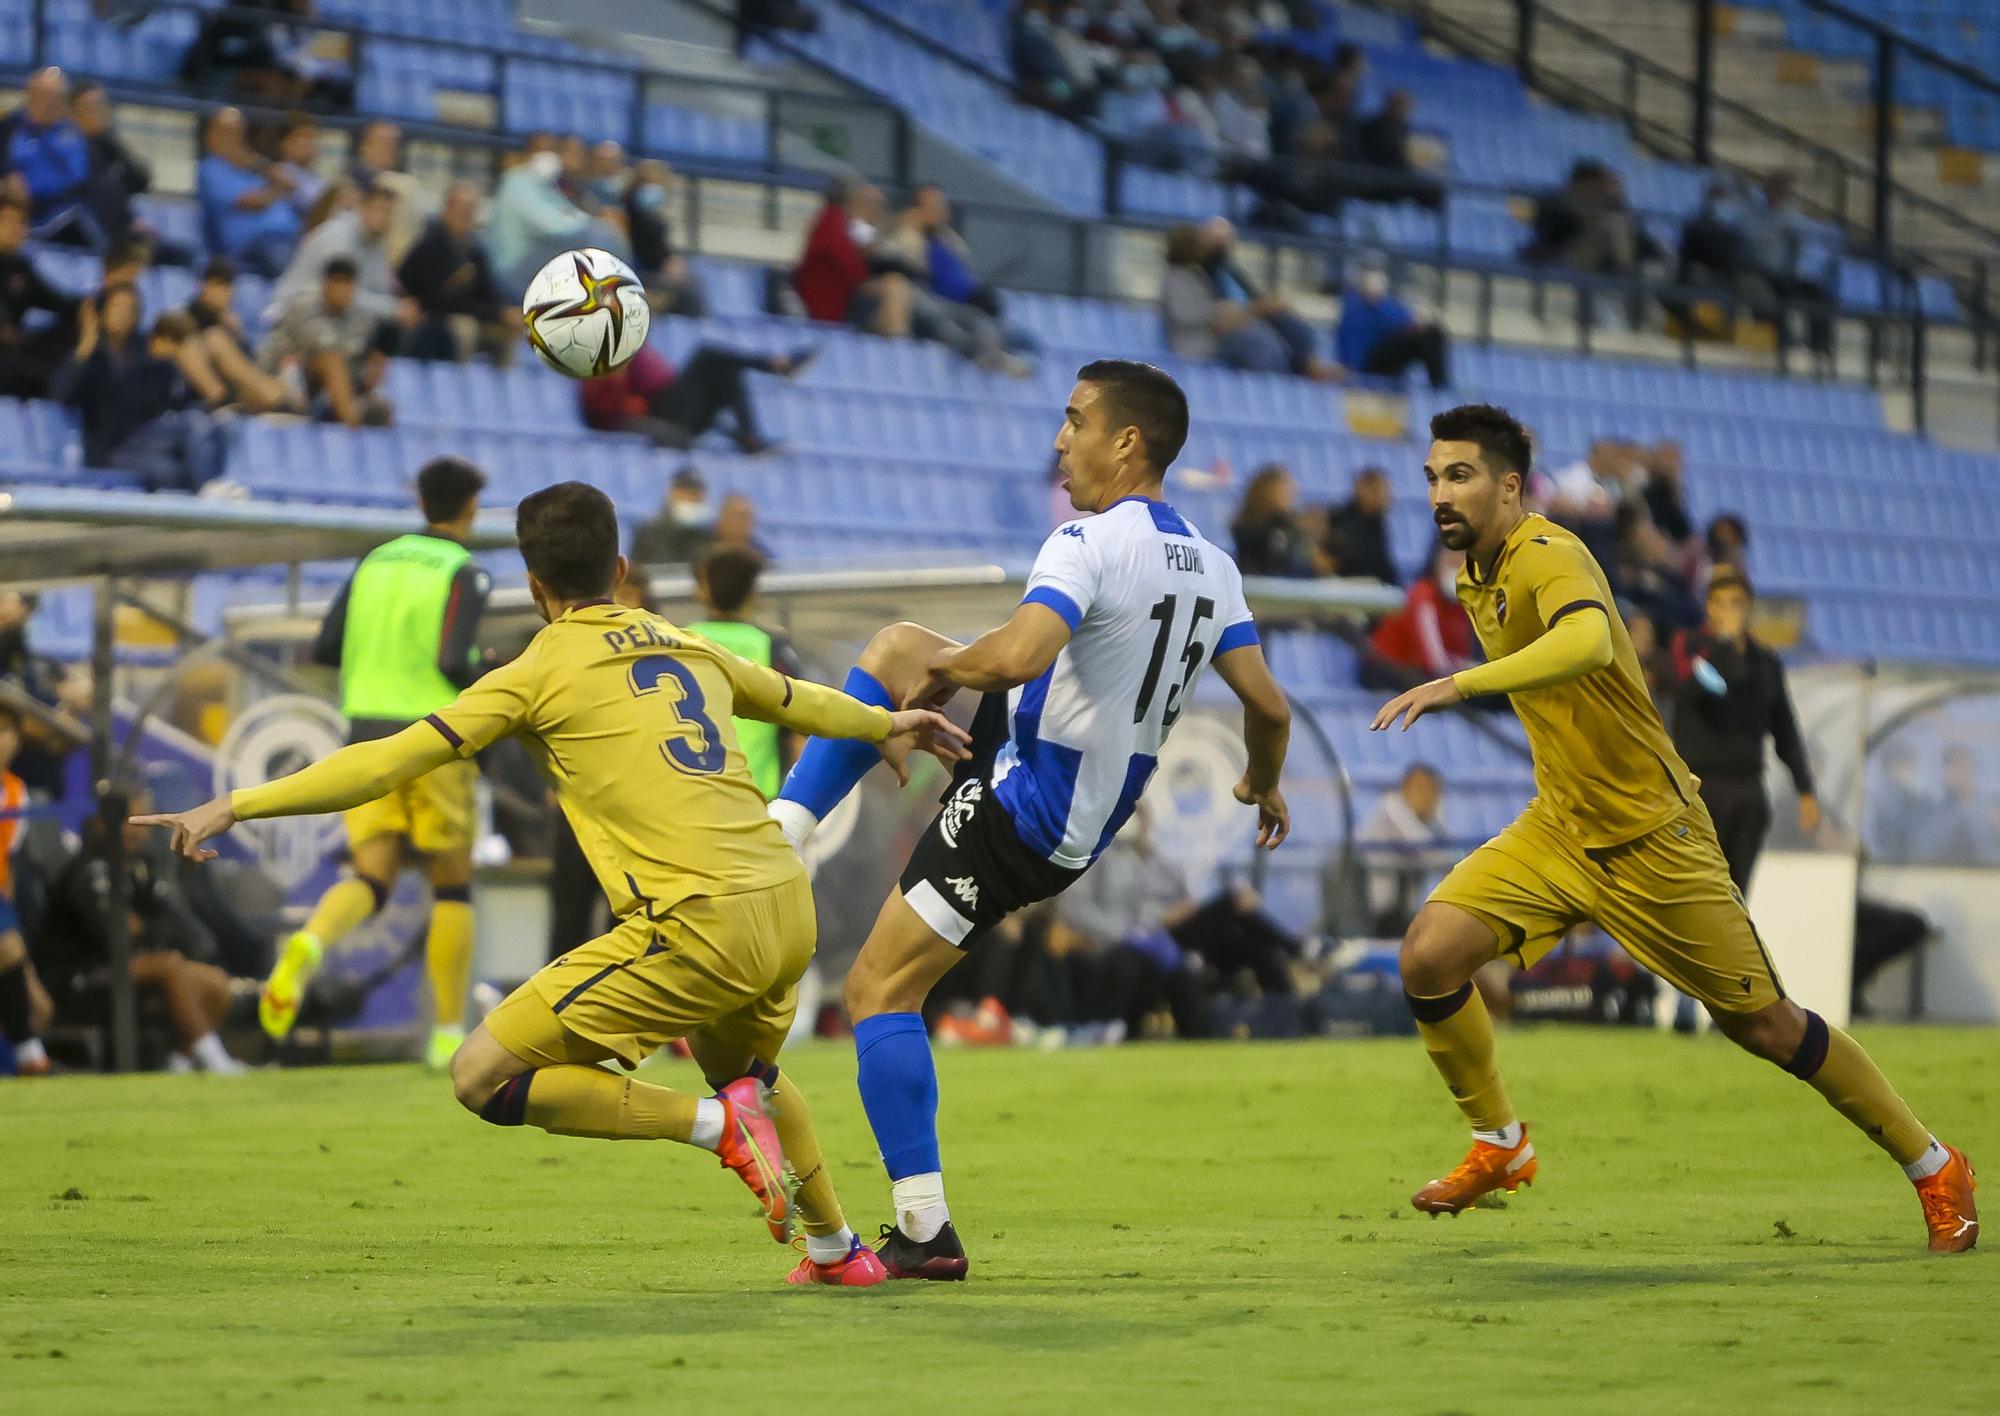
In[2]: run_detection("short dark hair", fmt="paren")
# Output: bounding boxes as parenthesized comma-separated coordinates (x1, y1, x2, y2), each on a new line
(323, 255, 359, 280)
(201, 254, 238, 284)
(1401, 762, 1441, 788)
(416, 456, 486, 524)
(1076, 359, 1188, 472)
(1428, 403, 1533, 482)
(0, 190, 28, 220)
(1707, 566, 1755, 599)
(102, 240, 146, 271)
(152, 308, 197, 343)
(517, 481, 620, 600)
(697, 545, 765, 614)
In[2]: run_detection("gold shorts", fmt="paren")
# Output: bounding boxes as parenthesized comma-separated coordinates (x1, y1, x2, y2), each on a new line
(344, 757, 477, 855)
(483, 870, 816, 1071)
(1427, 796, 1785, 1014)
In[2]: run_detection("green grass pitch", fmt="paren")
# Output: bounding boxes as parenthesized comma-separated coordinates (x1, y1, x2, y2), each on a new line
(4, 1027, 1991, 1415)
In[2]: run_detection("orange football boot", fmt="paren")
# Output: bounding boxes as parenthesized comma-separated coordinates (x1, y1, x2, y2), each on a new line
(1915, 1144, 1978, 1254)
(1411, 1126, 1538, 1215)
(714, 1077, 793, 1243)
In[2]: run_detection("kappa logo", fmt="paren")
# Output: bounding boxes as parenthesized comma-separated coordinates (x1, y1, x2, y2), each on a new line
(946, 875, 981, 911)
(938, 778, 982, 848)
(1059, 524, 1087, 540)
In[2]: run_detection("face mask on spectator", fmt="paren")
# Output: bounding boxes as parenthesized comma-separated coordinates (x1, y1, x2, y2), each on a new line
(527, 152, 561, 182)
(635, 183, 668, 210)
(591, 177, 624, 207)
(1061, 7, 1089, 31)
(1358, 269, 1390, 301)
(670, 498, 716, 528)
(848, 215, 877, 244)
(1021, 9, 1050, 34)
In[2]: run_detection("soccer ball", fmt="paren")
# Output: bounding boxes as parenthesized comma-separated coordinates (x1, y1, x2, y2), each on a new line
(521, 248, 651, 378)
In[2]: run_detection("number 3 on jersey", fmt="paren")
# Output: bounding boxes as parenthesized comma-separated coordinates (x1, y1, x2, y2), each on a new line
(630, 654, 727, 774)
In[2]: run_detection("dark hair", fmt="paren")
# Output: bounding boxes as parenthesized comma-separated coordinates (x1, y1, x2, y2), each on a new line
(102, 240, 146, 272)
(0, 702, 21, 733)
(416, 456, 486, 524)
(697, 545, 766, 614)
(1429, 403, 1533, 482)
(152, 309, 198, 343)
(517, 481, 620, 600)
(323, 255, 359, 280)
(201, 254, 239, 284)
(1706, 512, 1748, 551)
(1707, 565, 1755, 599)
(1075, 359, 1188, 472)
(0, 190, 28, 220)
(1401, 762, 1440, 788)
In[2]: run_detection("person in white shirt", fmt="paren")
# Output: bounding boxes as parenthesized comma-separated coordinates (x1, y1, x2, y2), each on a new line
(767, 359, 1294, 1280)
(1356, 763, 1456, 936)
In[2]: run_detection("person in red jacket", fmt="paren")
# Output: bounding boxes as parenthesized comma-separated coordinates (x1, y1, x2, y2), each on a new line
(579, 339, 815, 454)
(1360, 543, 1477, 691)
(791, 176, 908, 332)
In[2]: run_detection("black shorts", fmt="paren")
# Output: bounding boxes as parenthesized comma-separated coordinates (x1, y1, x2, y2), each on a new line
(899, 774, 1086, 948)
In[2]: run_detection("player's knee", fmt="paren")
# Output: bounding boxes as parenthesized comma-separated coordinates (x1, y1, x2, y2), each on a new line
(857, 621, 931, 678)
(1397, 919, 1457, 998)
(1714, 1002, 1805, 1064)
(842, 957, 884, 1021)
(450, 1047, 513, 1116)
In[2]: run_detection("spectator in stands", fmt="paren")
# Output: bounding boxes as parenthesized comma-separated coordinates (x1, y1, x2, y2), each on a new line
(1323, 466, 1400, 585)
(345, 118, 419, 258)
(1522, 159, 1662, 276)
(0, 190, 76, 399)
(792, 176, 910, 334)
(871, 188, 1026, 375)
(1209, 55, 1271, 166)
(1736, 171, 1835, 356)
(397, 182, 512, 364)
(1011, 1, 1086, 115)
(1640, 438, 1695, 552)
(1161, 219, 1334, 379)
(1668, 566, 1819, 890)
(1350, 90, 1442, 211)
(268, 179, 410, 336)
(737, 0, 819, 48)
(1865, 745, 1928, 863)
(1359, 543, 1475, 691)
(910, 184, 1004, 321)
(2, 68, 93, 246)
(197, 107, 302, 278)
(1544, 436, 1633, 564)
(1613, 500, 1702, 632)
(259, 255, 393, 427)
(272, 115, 326, 226)
(71, 81, 150, 251)
(1357, 763, 1454, 937)
(1624, 609, 1666, 705)
(490, 145, 613, 298)
(624, 160, 705, 317)
(631, 466, 717, 568)
(1334, 256, 1448, 388)
(34, 798, 248, 1074)
(714, 491, 770, 561)
(52, 286, 228, 493)
(1705, 511, 1749, 577)
(1924, 744, 1995, 866)
(174, 256, 295, 413)
(578, 339, 814, 456)
(1230, 464, 1323, 578)
(1670, 179, 1749, 332)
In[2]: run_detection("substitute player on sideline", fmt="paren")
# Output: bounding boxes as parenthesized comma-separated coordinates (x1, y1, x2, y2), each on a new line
(767, 361, 1295, 1279)
(262, 457, 493, 1070)
(137, 482, 972, 1286)
(1372, 404, 1976, 1253)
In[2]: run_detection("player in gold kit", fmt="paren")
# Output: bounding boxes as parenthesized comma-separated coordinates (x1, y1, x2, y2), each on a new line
(1372, 404, 1976, 1253)
(135, 482, 972, 1285)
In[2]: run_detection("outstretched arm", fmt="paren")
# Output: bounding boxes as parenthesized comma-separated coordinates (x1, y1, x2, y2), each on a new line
(135, 722, 458, 861)
(1213, 643, 1291, 850)
(719, 651, 973, 785)
(1372, 607, 1612, 732)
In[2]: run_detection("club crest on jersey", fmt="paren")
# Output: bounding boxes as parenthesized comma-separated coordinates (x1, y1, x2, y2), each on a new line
(939, 778, 982, 848)
(1495, 588, 1509, 627)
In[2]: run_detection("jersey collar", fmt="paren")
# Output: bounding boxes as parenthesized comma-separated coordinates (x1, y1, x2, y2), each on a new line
(1108, 493, 1193, 537)
(1465, 513, 1546, 587)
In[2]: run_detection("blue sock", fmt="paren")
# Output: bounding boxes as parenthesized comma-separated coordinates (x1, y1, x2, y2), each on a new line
(853, 1012, 941, 1179)
(777, 667, 896, 818)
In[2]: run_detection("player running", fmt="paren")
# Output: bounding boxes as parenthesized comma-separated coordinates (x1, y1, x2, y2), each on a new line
(1373, 404, 1976, 1253)
(136, 482, 973, 1286)
(767, 360, 1294, 1279)
(261, 457, 493, 1069)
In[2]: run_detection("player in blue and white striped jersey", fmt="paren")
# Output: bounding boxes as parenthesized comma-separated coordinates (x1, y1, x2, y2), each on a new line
(768, 360, 1293, 1280)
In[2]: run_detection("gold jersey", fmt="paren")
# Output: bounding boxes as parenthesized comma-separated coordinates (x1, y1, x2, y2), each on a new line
(1457, 514, 1697, 848)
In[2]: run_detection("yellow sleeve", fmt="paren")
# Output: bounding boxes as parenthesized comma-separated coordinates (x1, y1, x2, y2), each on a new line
(1518, 534, 1606, 626)
(1452, 607, 1612, 697)
(427, 650, 540, 757)
(231, 722, 459, 820)
(716, 648, 893, 742)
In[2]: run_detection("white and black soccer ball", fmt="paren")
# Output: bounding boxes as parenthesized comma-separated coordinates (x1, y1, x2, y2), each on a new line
(521, 247, 651, 378)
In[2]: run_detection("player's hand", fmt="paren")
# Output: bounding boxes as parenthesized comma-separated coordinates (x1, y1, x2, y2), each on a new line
(878, 709, 974, 787)
(1233, 777, 1289, 850)
(1370, 676, 1463, 732)
(130, 795, 237, 863)
(1797, 793, 1821, 836)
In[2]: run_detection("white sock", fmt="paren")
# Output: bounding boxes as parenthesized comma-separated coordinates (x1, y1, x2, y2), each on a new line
(167, 1051, 194, 1075)
(767, 799, 819, 851)
(891, 1172, 950, 1242)
(1473, 1121, 1524, 1149)
(688, 1097, 726, 1152)
(190, 1033, 234, 1071)
(1904, 1136, 1951, 1181)
(806, 1226, 857, 1263)
(16, 1037, 46, 1067)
